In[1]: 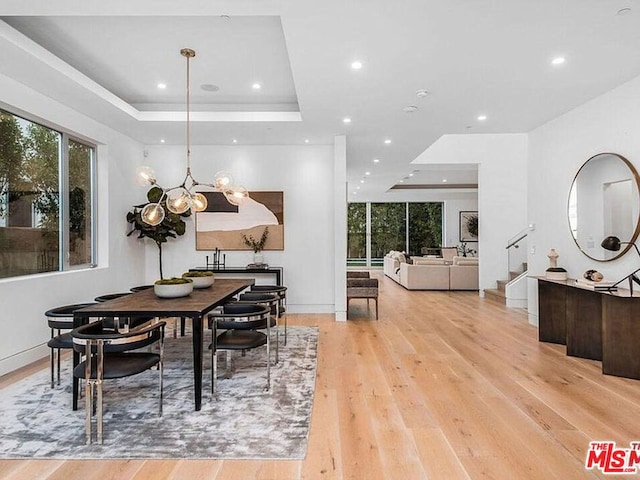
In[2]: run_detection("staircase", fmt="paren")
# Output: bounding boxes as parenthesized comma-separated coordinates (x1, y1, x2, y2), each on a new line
(485, 264, 527, 305)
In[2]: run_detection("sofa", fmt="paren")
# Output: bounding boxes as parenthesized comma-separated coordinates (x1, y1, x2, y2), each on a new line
(384, 251, 478, 291)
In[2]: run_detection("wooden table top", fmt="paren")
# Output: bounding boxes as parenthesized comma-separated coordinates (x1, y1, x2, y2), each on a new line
(75, 278, 254, 317)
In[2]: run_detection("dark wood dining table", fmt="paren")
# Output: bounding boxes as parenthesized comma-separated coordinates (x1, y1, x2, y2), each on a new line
(73, 278, 254, 411)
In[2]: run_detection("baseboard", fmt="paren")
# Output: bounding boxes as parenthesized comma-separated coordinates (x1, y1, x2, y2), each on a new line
(287, 304, 335, 314)
(0, 344, 48, 377)
(506, 298, 527, 309)
(335, 311, 347, 322)
(528, 312, 539, 327)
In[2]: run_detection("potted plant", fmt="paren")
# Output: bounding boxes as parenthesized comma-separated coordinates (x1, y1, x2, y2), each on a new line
(153, 277, 193, 298)
(126, 186, 191, 279)
(242, 227, 269, 265)
(182, 271, 215, 289)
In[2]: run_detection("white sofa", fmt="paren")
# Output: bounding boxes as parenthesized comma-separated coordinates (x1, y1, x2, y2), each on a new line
(383, 251, 478, 290)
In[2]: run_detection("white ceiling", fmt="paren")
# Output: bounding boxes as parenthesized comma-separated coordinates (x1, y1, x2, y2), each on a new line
(1, 0, 640, 199)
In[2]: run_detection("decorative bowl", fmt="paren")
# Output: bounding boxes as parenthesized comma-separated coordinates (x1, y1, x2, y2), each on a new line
(154, 281, 193, 298)
(189, 276, 215, 289)
(182, 272, 215, 289)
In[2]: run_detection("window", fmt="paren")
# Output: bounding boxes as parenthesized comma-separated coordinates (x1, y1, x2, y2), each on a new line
(0, 109, 95, 279)
(347, 203, 366, 266)
(347, 201, 443, 267)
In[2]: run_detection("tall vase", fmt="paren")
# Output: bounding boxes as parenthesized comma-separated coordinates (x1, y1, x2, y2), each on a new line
(254, 252, 264, 265)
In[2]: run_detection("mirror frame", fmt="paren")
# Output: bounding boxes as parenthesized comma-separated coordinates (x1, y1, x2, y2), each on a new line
(568, 152, 640, 262)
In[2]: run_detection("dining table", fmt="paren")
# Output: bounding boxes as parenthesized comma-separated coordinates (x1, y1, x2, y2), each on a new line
(73, 278, 255, 411)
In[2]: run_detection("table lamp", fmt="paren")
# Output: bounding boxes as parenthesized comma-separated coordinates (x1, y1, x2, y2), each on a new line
(601, 235, 640, 294)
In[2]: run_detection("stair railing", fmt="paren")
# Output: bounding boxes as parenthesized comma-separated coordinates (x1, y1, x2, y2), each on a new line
(506, 227, 530, 282)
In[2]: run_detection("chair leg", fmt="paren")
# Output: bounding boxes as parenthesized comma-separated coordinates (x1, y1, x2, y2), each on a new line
(180, 317, 186, 337)
(375, 298, 379, 320)
(56, 347, 61, 385)
(275, 304, 279, 364)
(85, 381, 93, 445)
(50, 348, 55, 389)
(96, 341, 104, 445)
(266, 333, 271, 392)
(159, 328, 164, 416)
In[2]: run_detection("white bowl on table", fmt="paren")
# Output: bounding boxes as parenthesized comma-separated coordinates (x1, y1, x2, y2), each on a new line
(154, 281, 194, 298)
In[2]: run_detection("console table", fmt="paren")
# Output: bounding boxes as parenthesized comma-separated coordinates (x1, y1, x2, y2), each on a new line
(190, 266, 283, 285)
(537, 277, 640, 380)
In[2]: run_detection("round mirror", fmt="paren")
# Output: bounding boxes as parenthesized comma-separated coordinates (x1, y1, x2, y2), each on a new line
(568, 153, 640, 261)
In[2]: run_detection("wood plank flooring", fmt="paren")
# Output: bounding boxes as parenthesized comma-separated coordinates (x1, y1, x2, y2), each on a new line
(2, 272, 640, 479)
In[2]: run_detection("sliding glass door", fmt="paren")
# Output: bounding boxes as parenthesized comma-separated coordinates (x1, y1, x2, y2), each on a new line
(348, 201, 443, 267)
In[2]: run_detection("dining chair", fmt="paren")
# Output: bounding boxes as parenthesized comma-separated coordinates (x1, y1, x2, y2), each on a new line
(71, 318, 166, 445)
(234, 292, 280, 363)
(208, 303, 271, 395)
(248, 285, 288, 345)
(45, 303, 98, 388)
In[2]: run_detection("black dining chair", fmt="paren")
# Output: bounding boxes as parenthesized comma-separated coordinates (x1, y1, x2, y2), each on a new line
(208, 303, 271, 395)
(235, 292, 280, 364)
(249, 285, 288, 345)
(71, 318, 166, 445)
(129, 285, 153, 293)
(45, 303, 98, 389)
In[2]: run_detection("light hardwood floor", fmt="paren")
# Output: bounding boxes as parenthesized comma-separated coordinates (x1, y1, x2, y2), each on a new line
(2, 273, 640, 479)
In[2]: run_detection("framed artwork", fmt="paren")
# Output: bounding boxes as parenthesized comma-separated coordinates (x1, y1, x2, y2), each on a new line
(459, 211, 478, 242)
(195, 191, 284, 250)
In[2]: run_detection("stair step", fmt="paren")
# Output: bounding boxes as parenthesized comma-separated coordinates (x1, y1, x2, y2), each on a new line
(496, 280, 508, 292)
(484, 288, 506, 305)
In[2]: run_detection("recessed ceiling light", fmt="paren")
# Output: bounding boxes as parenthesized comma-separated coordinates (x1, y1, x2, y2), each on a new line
(201, 84, 220, 92)
(442, 179, 447, 183)
(416, 89, 429, 98)
(373, 158, 380, 163)
(617, 7, 632, 16)
(403, 105, 418, 113)
(365, 171, 371, 176)
(360, 179, 365, 183)
(351, 61, 363, 70)
(157, 83, 167, 89)
(408, 173, 414, 177)
(305, 139, 310, 144)
(160, 139, 165, 143)
(356, 186, 361, 190)
(551, 57, 566, 66)
(252, 83, 262, 90)
(384, 139, 392, 144)
(232, 139, 238, 144)
(221, 14, 231, 19)
(399, 180, 404, 183)
(477, 115, 487, 121)
(343, 117, 352, 124)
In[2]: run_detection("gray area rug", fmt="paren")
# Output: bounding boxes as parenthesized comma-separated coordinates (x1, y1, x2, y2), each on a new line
(0, 326, 318, 459)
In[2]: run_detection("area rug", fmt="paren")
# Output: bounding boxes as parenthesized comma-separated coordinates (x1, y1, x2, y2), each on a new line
(0, 326, 318, 459)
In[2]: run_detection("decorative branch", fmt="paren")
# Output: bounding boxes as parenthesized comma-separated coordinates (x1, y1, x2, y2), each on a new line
(241, 227, 269, 253)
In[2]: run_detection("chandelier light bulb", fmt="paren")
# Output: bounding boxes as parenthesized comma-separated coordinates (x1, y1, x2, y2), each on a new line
(191, 192, 208, 212)
(214, 171, 234, 190)
(166, 188, 191, 214)
(136, 166, 157, 187)
(141, 203, 165, 226)
(225, 185, 248, 206)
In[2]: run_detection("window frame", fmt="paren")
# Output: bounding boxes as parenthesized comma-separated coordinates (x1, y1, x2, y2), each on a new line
(0, 106, 97, 279)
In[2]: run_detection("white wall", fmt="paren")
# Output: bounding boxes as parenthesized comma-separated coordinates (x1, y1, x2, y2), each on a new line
(141, 143, 336, 313)
(527, 74, 640, 325)
(0, 73, 146, 375)
(413, 134, 528, 291)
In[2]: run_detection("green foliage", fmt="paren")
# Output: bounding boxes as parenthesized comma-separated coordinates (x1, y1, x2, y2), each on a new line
(126, 186, 191, 278)
(154, 277, 192, 285)
(182, 271, 214, 277)
(241, 227, 269, 252)
(347, 202, 443, 261)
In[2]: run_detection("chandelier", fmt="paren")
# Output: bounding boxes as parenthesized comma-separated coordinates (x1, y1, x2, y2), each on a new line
(136, 48, 249, 226)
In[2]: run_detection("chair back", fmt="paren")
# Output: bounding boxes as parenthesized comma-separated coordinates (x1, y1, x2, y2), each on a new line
(45, 303, 98, 329)
(237, 292, 279, 306)
(94, 292, 132, 302)
(72, 319, 165, 354)
(209, 303, 270, 330)
(347, 271, 370, 278)
(130, 285, 153, 293)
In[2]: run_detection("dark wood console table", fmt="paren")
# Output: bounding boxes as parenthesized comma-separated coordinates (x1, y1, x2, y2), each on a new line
(537, 277, 640, 380)
(190, 266, 283, 285)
